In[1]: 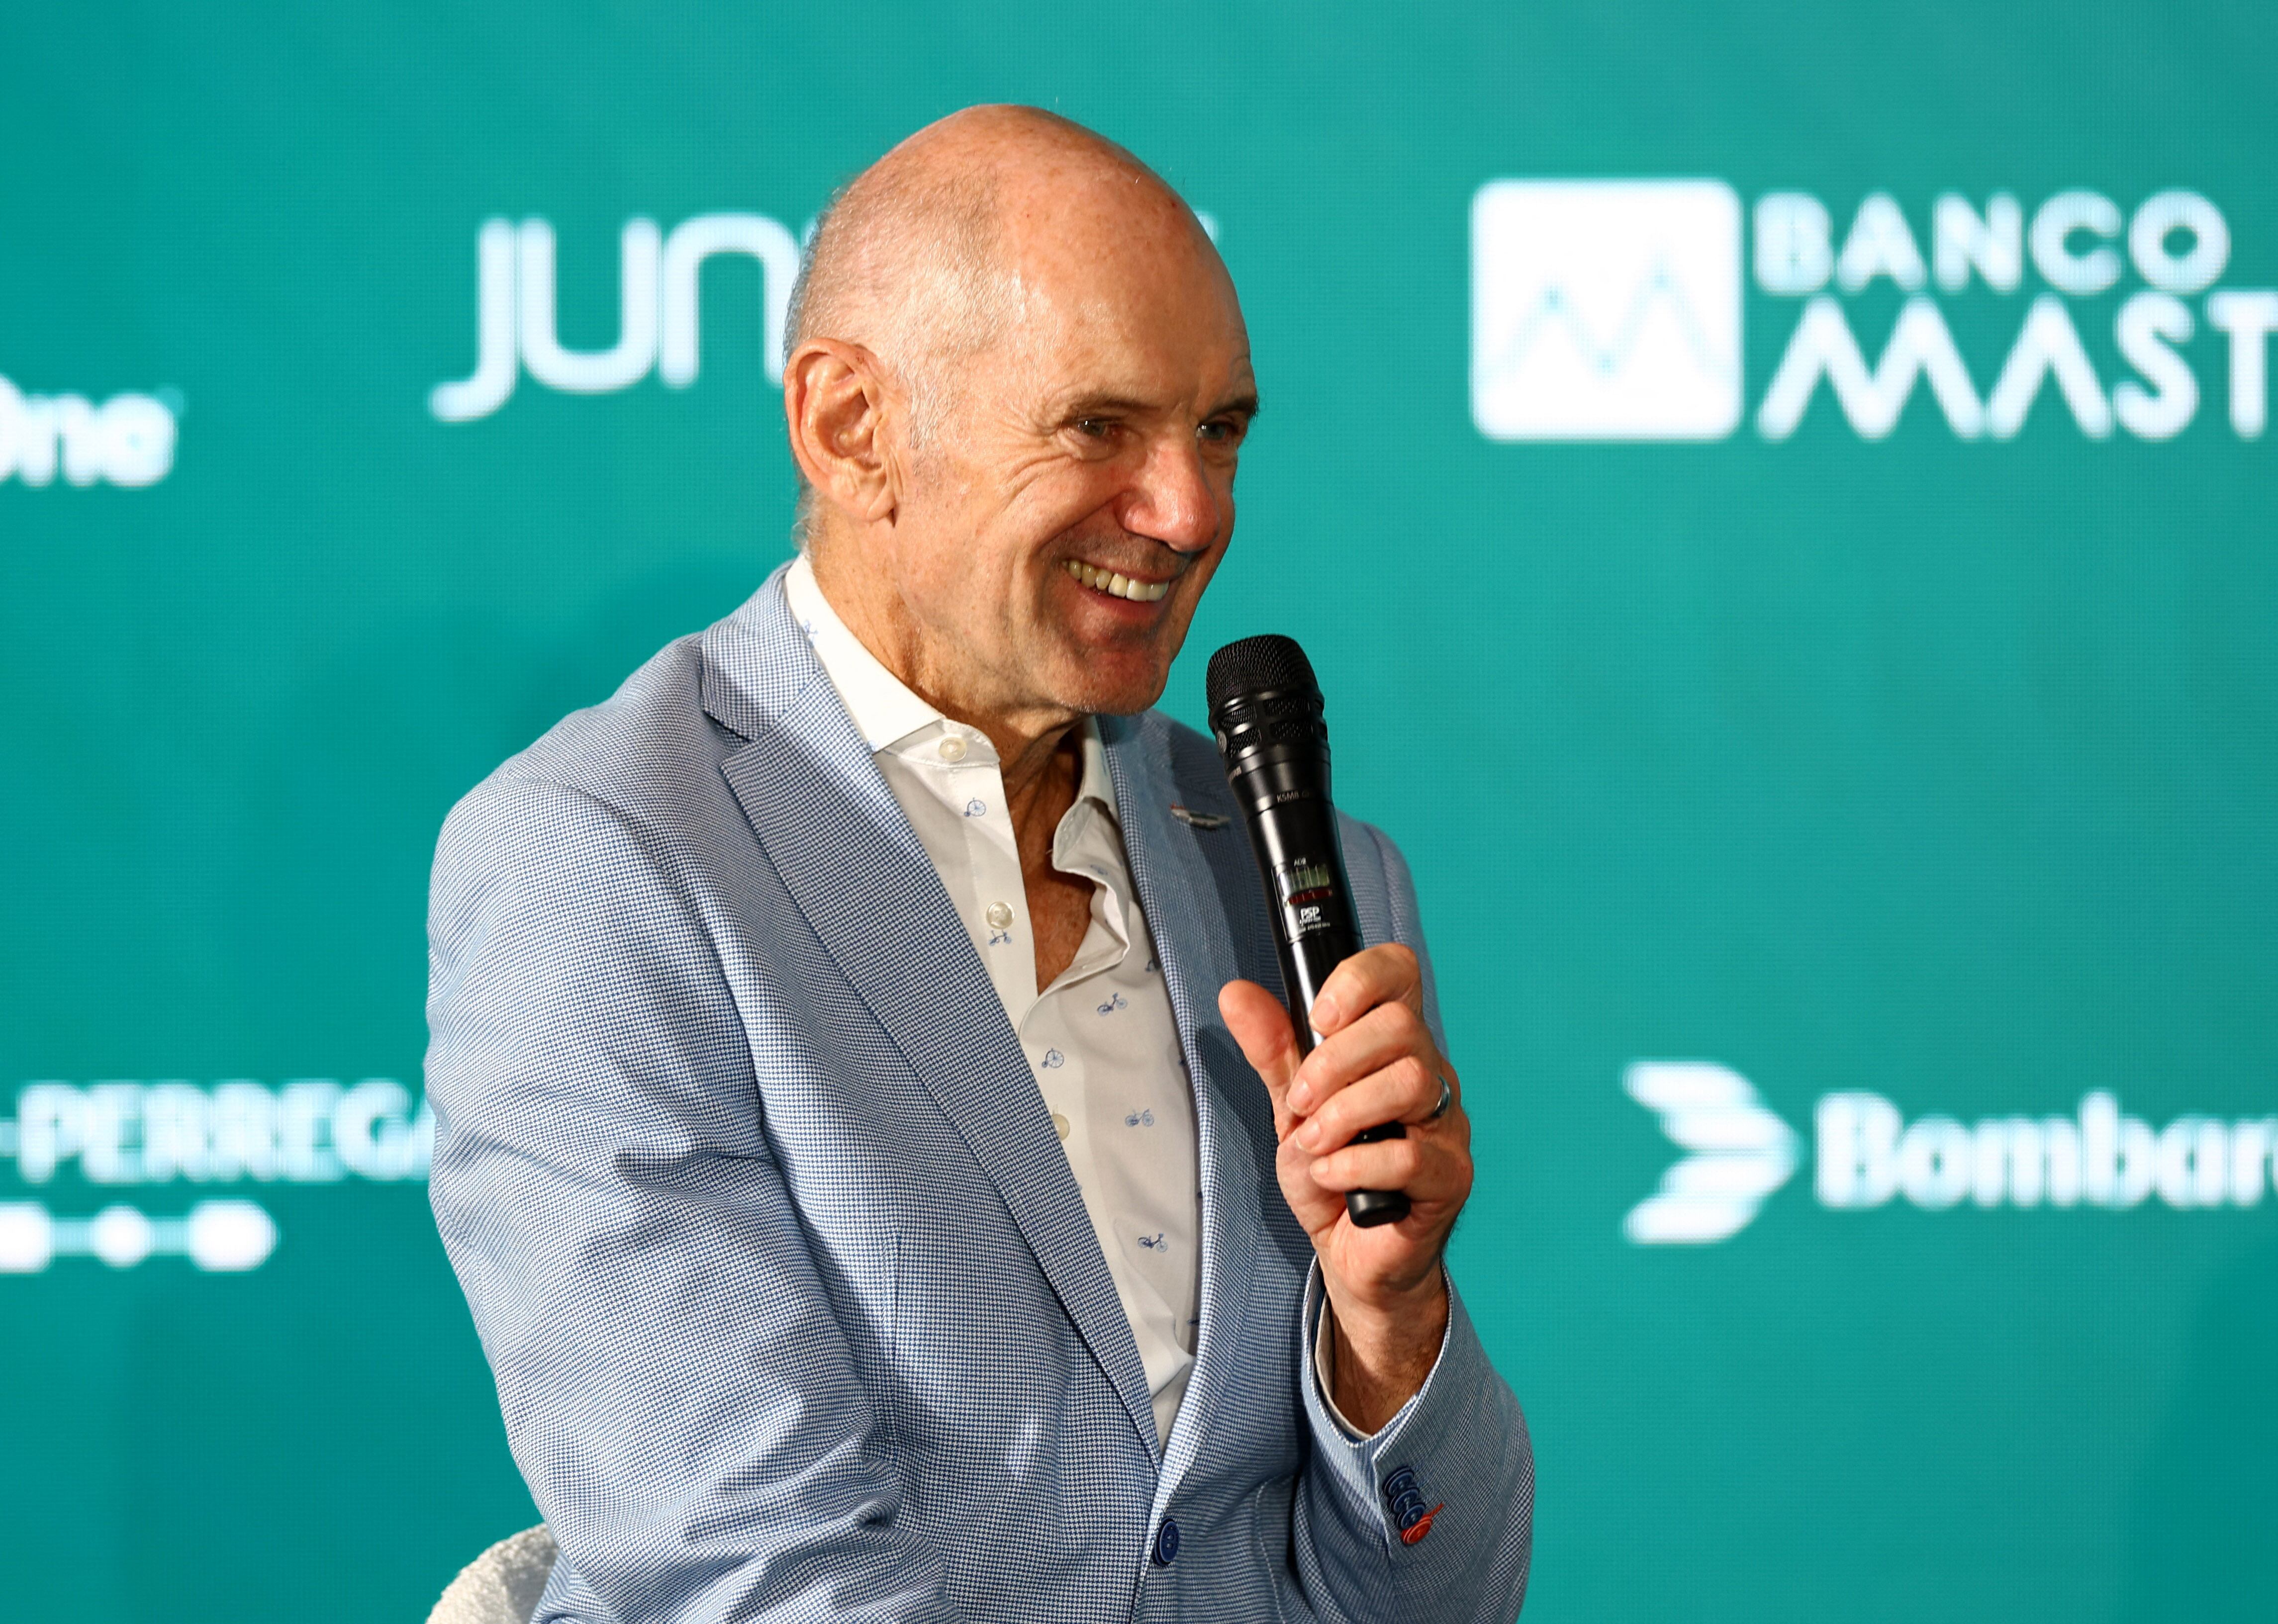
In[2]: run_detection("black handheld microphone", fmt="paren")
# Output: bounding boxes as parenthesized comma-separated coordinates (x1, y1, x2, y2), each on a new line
(1207, 635, 1411, 1229)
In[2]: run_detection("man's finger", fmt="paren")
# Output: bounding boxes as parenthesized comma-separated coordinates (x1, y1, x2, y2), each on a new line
(1219, 980, 1303, 1132)
(1295, 1055, 1449, 1154)
(1289, 1001, 1435, 1115)
(1308, 943, 1422, 1035)
(1310, 1136, 1472, 1206)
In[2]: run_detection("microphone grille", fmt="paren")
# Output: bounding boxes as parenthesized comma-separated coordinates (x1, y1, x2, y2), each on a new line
(1206, 634, 1319, 710)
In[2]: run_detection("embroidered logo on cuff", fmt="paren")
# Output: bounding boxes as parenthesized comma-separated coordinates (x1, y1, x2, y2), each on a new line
(1384, 1466, 1443, 1546)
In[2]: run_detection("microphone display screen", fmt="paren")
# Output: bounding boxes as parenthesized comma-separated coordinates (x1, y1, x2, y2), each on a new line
(1275, 858, 1339, 936)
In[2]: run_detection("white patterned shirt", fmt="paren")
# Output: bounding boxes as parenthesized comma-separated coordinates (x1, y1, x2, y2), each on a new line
(786, 557, 1201, 1450)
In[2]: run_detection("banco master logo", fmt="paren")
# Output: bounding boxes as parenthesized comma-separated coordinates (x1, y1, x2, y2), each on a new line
(1624, 1062, 2278, 1243)
(1473, 180, 2278, 443)
(1471, 181, 1744, 440)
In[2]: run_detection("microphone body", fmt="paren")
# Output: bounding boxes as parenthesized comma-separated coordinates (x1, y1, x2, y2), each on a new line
(1207, 636, 1411, 1229)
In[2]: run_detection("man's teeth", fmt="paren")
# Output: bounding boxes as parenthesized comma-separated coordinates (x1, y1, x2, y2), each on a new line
(1065, 559, 1170, 603)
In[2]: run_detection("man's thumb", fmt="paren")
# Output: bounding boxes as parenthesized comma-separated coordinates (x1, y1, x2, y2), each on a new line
(1219, 979, 1301, 1114)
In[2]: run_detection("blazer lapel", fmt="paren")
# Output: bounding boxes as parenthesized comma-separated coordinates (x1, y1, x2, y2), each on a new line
(1101, 713, 1297, 1507)
(702, 574, 1158, 1455)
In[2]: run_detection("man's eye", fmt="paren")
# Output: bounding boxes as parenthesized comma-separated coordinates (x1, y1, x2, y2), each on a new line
(1074, 418, 1113, 440)
(1199, 419, 1245, 446)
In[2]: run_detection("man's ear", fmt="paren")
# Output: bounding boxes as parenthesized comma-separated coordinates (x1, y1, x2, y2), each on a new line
(783, 339, 901, 526)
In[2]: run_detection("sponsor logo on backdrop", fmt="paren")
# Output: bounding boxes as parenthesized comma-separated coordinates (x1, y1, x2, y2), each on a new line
(1621, 1063, 1800, 1242)
(1624, 1062, 2278, 1243)
(1474, 181, 2278, 443)
(0, 1078, 430, 1273)
(0, 377, 178, 488)
(1471, 181, 1744, 441)
(429, 214, 802, 421)
(426, 209, 1221, 423)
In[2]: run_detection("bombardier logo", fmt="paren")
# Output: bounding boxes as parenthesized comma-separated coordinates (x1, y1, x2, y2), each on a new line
(1474, 180, 2278, 442)
(1621, 1064, 1799, 1243)
(1626, 1065, 2278, 1243)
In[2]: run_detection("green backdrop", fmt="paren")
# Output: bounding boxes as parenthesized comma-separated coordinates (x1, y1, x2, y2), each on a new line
(6, 2, 2275, 1619)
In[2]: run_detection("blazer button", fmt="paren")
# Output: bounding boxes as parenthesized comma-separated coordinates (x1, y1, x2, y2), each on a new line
(1150, 1517, 1181, 1567)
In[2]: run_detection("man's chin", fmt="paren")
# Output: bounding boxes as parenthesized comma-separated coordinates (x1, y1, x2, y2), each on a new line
(1062, 682, 1168, 719)
(1053, 660, 1172, 720)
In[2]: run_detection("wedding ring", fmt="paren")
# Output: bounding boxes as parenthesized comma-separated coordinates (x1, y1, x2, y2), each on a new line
(1429, 1071, 1453, 1121)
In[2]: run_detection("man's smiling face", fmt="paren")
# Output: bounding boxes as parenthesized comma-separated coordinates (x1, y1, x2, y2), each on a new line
(860, 171, 1257, 724)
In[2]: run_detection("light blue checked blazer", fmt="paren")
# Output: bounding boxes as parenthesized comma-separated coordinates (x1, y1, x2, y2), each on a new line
(427, 567, 1532, 1623)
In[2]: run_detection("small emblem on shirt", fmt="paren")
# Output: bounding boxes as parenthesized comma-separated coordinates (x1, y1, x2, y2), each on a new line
(1169, 803, 1230, 830)
(963, 798, 986, 817)
(1096, 992, 1128, 1016)
(1125, 1108, 1155, 1127)
(1136, 1232, 1166, 1250)
(1040, 1049, 1065, 1070)
(1384, 1467, 1441, 1546)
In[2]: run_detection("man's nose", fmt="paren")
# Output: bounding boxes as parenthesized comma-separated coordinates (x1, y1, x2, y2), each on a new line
(1117, 434, 1223, 554)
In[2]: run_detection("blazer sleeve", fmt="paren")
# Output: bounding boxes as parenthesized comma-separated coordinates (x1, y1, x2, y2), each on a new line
(1287, 820, 1535, 1624)
(426, 775, 964, 1624)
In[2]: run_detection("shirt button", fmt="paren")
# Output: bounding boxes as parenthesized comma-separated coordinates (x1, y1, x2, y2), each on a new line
(1151, 1517, 1181, 1567)
(1051, 1112, 1071, 1140)
(938, 734, 968, 762)
(984, 901, 1014, 929)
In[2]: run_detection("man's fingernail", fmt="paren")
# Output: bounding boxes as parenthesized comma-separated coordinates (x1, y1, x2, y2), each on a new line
(1296, 1121, 1322, 1151)
(1288, 1081, 1313, 1113)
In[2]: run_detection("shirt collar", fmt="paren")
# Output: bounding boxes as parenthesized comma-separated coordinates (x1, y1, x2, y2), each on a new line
(1072, 716, 1116, 813)
(784, 552, 949, 752)
(785, 553, 1117, 804)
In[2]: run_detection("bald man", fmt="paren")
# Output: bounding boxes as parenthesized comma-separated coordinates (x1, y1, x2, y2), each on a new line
(427, 107, 1531, 1624)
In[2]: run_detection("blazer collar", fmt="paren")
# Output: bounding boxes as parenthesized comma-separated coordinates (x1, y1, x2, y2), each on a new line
(701, 567, 1161, 1455)
(1099, 712, 1289, 1512)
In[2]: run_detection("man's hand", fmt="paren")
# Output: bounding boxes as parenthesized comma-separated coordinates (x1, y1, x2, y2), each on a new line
(1219, 944, 1472, 1434)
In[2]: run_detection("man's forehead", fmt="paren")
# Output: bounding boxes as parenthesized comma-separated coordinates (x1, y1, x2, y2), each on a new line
(1019, 321, 1256, 417)
(995, 162, 1229, 292)
(847, 122, 1254, 418)
(997, 228, 1250, 401)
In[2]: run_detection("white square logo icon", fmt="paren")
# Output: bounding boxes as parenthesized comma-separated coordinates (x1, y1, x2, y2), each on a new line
(1471, 180, 1743, 441)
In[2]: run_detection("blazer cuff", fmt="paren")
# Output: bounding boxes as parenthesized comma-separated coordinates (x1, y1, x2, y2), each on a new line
(1299, 1259, 1492, 1548)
